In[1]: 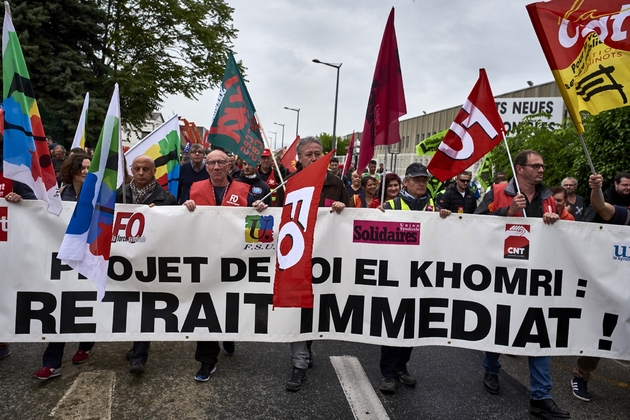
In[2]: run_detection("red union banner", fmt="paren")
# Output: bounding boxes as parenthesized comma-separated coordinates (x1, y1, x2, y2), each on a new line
(526, 0, 630, 133)
(274, 152, 333, 308)
(427, 69, 505, 182)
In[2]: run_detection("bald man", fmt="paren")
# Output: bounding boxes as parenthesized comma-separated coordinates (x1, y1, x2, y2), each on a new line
(117, 155, 177, 375)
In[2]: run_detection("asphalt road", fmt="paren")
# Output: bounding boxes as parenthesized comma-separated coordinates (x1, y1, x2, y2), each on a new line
(1, 340, 629, 419)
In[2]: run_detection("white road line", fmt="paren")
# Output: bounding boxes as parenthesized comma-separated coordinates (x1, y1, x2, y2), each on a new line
(50, 371, 116, 420)
(330, 355, 390, 420)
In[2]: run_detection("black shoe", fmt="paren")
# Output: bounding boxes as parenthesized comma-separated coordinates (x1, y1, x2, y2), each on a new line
(483, 373, 500, 395)
(379, 377, 396, 394)
(396, 370, 416, 387)
(286, 367, 306, 392)
(222, 341, 235, 356)
(129, 361, 145, 375)
(530, 399, 570, 419)
(571, 377, 591, 402)
(194, 363, 216, 382)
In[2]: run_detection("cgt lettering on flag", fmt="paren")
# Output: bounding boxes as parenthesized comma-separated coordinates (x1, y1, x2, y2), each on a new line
(527, 0, 630, 132)
(428, 69, 505, 182)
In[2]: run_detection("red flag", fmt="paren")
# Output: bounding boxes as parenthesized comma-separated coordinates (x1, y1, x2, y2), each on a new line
(526, 1, 630, 133)
(342, 131, 354, 177)
(273, 151, 334, 308)
(280, 135, 300, 173)
(357, 7, 407, 174)
(427, 69, 505, 182)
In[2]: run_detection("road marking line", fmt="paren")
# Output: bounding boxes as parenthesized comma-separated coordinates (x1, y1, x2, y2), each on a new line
(50, 371, 115, 419)
(330, 355, 390, 420)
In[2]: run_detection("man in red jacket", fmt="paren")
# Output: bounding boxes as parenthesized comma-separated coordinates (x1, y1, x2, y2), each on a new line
(475, 150, 568, 419)
(184, 149, 266, 382)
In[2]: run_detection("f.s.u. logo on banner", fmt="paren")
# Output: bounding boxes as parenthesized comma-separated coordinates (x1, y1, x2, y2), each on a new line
(504, 224, 529, 260)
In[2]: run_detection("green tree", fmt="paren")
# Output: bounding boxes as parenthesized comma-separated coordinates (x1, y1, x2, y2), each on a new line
(492, 113, 579, 190)
(317, 132, 347, 155)
(99, 0, 237, 129)
(4, 0, 237, 147)
(490, 108, 630, 200)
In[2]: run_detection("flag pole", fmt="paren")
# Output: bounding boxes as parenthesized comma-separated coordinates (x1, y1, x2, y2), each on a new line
(379, 147, 389, 203)
(255, 112, 286, 190)
(501, 133, 525, 217)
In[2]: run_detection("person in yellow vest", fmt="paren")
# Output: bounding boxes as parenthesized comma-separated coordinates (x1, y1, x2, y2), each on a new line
(183, 149, 267, 382)
(379, 163, 450, 394)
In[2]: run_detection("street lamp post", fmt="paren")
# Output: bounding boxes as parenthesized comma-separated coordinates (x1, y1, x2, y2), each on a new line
(312, 59, 342, 152)
(284, 107, 300, 138)
(269, 131, 277, 149)
(273, 122, 285, 148)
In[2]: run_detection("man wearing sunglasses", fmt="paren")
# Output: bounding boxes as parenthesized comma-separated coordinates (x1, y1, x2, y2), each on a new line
(437, 171, 478, 215)
(475, 150, 567, 419)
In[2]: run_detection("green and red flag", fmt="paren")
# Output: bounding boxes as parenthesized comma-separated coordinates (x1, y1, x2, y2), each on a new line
(527, 1, 630, 133)
(208, 51, 264, 167)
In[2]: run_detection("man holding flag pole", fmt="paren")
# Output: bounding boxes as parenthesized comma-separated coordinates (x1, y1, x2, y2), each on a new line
(273, 136, 348, 392)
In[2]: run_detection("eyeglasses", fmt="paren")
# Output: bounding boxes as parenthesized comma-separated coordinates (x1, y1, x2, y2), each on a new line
(191, 150, 204, 155)
(522, 163, 546, 171)
(206, 160, 228, 167)
(458, 179, 471, 183)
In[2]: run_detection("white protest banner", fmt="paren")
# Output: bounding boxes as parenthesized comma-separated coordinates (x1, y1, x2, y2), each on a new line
(0, 199, 629, 362)
(495, 97, 564, 132)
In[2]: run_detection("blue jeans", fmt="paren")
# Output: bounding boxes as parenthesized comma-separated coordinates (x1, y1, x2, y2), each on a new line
(483, 352, 552, 400)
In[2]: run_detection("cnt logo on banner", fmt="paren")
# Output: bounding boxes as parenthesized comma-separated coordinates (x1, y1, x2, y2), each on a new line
(504, 224, 530, 260)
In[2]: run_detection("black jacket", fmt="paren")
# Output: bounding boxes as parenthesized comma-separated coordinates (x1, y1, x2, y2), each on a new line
(437, 185, 477, 214)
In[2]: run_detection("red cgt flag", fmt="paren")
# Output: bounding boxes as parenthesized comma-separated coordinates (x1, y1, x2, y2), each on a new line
(427, 69, 505, 182)
(280, 135, 300, 173)
(356, 7, 407, 174)
(273, 151, 333, 308)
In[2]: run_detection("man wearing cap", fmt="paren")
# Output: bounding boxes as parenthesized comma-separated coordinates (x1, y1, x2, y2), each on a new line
(257, 148, 286, 207)
(474, 150, 568, 420)
(379, 162, 450, 394)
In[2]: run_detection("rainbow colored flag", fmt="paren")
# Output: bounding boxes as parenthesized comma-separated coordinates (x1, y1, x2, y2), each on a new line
(71, 92, 89, 150)
(57, 84, 124, 301)
(2, 2, 61, 215)
(125, 114, 181, 196)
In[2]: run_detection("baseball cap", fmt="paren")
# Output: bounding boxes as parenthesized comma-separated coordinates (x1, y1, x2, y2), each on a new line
(405, 162, 430, 177)
(262, 148, 272, 157)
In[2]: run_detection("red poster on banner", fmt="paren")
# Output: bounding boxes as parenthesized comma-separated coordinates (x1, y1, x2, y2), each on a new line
(0, 171, 13, 198)
(273, 152, 333, 308)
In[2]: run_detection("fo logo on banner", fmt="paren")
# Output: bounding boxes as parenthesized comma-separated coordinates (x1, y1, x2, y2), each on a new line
(613, 244, 630, 262)
(0, 207, 7, 242)
(504, 224, 530, 260)
(244, 215, 275, 250)
(112, 212, 147, 243)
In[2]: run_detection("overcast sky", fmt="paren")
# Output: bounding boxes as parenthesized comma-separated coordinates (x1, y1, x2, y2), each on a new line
(160, 0, 554, 148)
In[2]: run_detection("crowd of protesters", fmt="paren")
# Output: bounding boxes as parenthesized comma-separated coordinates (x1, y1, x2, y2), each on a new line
(2, 134, 629, 420)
